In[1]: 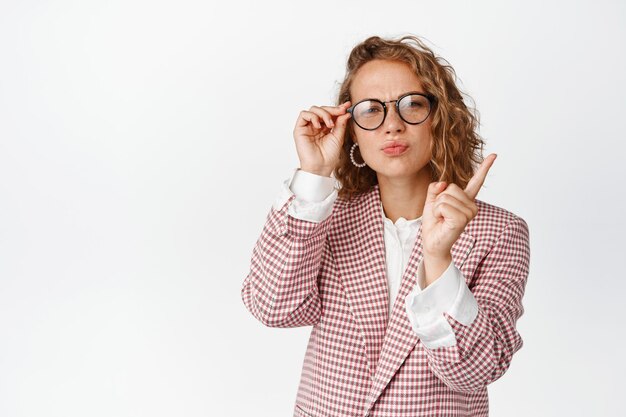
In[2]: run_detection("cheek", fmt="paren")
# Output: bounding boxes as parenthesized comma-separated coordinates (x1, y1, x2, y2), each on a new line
(407, 146, 432, 166)
(354, 132, 378, 155)
(411, 130, 431, 145)
(408, 129, 433, 154)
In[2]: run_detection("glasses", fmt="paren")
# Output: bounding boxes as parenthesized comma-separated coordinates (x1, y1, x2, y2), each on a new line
(346, 92, 436, 131)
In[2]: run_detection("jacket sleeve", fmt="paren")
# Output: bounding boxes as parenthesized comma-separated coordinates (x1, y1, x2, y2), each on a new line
(418, 216, 531, 393)
(241, 169, 338, 327)
(405, 258, 479, 349)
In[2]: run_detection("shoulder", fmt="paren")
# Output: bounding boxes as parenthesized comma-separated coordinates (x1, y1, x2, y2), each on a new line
(468, 198, 529, 243)
(326, 185, 378, 235)
(334, 188, 371, 210)
(332, 185, 376, 214)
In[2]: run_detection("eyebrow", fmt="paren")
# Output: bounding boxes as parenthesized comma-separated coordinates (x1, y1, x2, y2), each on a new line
(355, 90, 427, 103)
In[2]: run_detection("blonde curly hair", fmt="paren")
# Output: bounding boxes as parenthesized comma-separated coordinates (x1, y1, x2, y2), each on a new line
(334, 34, 486, 201)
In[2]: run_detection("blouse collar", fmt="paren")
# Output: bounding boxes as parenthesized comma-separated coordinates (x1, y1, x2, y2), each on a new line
(379, 200, 422, 229)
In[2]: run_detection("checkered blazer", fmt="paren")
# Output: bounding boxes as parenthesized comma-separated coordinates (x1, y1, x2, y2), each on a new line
(241, 183, 530, 417)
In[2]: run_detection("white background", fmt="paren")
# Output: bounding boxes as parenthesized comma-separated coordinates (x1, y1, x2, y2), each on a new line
(1, 0, 624, 416)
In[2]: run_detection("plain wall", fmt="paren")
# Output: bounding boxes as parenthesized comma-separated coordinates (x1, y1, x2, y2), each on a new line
(1, 0, 624, 416)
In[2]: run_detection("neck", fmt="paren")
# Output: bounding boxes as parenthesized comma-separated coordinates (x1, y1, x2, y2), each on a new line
(377, 168, 432, 223)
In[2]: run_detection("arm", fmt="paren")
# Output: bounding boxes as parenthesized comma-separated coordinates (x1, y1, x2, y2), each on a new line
(240, 169, 338, 327)
(405, 258, 479, 349)
(410, 217, 531, 392)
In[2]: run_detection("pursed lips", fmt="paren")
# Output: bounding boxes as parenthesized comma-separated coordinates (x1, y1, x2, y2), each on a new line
(381, 140, 409, 150)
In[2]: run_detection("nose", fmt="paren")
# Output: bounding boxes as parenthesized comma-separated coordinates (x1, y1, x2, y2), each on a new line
(383, 102, 405, 134)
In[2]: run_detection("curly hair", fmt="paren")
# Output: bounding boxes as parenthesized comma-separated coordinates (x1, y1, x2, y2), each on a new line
(333, 34, 486, 201)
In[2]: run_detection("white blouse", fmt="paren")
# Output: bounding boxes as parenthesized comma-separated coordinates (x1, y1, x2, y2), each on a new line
(272, 168, 479, 349)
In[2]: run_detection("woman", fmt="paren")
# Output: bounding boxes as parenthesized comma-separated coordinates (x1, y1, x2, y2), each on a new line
(241, 35, 530, 417)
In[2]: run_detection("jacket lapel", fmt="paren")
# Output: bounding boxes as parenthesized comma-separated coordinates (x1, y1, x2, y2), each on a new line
(329, 182, 476, 404)
(364, 184, 476, 409)
(328, 184, 390, 379)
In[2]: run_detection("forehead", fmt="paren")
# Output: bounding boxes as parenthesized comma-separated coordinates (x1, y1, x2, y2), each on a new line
(350, 59, 424, 101)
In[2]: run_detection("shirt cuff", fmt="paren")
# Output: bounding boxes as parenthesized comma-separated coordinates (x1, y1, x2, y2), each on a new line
(272, 168, 338, 223)
(404, 258, 479, 349)
(291, 168, 337, 202)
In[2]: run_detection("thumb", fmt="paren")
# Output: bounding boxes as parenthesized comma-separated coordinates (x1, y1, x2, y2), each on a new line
(330, 112, 350, 142)
(425, 181, 446, 205)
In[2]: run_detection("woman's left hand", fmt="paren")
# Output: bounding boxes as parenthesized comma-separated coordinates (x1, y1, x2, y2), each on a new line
(421, 153, 497, 259)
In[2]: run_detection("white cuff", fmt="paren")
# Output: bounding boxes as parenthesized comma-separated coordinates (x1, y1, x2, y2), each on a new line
(291, 168, 336, 202)
(272, 168, 338, 223)
(404, 259, 479, 349)
(408, 315, 457, 348)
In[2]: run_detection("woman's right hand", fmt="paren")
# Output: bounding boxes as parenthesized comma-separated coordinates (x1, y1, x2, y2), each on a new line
(293, 101, 352, 177)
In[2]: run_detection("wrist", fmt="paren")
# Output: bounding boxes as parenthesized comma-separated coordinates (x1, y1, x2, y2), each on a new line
(299, 165, 333, 177)
(423, 249, 452, 262)
(422, 252, 452, 287)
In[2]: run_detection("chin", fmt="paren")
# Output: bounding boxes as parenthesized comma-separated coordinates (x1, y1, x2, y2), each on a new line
(375, 167, 419, 180)
(374, 160, 430, 179)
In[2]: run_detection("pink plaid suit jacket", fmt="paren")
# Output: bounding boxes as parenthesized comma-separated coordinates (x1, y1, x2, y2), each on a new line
(241, 183, 530, 417)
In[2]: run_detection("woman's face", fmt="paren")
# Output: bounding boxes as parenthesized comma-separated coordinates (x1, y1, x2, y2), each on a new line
(350, 59, 433, 182)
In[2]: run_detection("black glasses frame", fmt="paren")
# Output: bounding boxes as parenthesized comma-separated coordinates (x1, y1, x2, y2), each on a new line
(346, 92, 437, 131)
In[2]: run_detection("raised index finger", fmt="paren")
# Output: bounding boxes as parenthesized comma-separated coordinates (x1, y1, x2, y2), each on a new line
(464, 153, 497, 200)
(319, 102, 351, 115)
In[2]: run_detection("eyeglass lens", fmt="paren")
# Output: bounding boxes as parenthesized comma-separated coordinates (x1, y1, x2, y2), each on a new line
(352, 94, 431, 129)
